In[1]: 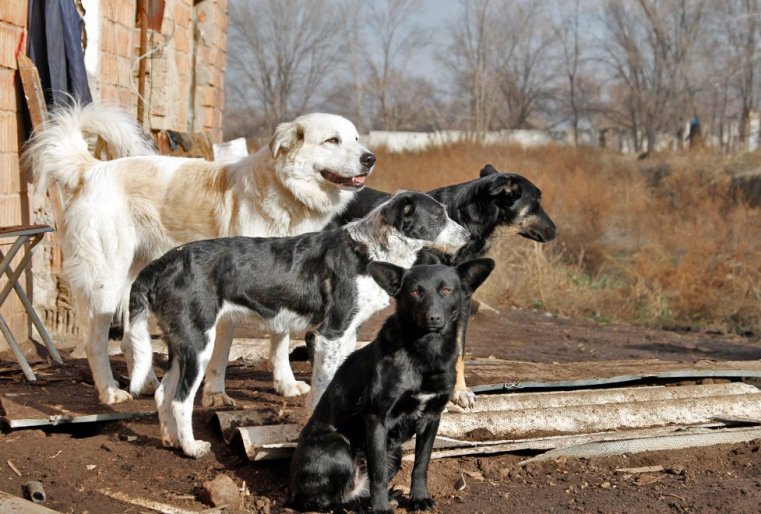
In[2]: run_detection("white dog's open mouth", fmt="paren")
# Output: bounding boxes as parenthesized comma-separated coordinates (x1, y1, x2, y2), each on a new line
(320, 170, 368, 189)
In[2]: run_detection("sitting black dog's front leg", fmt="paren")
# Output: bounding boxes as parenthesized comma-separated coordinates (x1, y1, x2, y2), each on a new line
(365, 413, 391, 513)
(409, 416, 440, 510)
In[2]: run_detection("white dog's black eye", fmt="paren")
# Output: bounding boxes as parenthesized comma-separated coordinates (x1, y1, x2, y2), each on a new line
(324, 137, 340, 144)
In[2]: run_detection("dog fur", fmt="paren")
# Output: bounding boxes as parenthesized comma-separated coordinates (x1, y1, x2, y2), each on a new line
(289, 258, 495, 513)
(126, 191, 470, 458)
(316, 164, 557, 407)
(23, 102, 375, 405)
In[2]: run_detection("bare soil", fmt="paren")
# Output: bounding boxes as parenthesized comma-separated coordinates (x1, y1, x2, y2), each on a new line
(2, 308, 761, 513)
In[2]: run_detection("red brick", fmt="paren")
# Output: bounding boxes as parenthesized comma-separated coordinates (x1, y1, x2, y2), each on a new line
(0, 1, 28, 28)
(0, 22, 23, 69)
(100, 52, 118, 85)
(0, 67, 18, 111)
(0, 192, 24, 225)
(0, 111, 19, 153)
(0, 153, 22, 194)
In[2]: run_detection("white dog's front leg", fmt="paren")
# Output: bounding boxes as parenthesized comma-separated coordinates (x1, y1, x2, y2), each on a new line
(270, 331, 310, 397)
(307, 334, 345, 412)
(201, 316, 236, 407)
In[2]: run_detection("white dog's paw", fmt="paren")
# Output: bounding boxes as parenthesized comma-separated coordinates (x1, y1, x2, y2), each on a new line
(450, 389, 476, 410)
(183, 440, 211, 459)
(100, 387, 133, 405)
(275, 380, 310, 397)
(201, 391, 237, 408)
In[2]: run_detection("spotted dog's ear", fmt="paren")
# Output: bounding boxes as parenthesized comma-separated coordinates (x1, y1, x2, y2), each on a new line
(269, 121, 304, 158)
(380, 193, 416, 231)
(479, 164, 499, 177)
(368, 261, 406, 297)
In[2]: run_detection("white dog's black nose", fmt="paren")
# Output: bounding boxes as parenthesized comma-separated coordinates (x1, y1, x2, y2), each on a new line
(360, 152, 376, 168)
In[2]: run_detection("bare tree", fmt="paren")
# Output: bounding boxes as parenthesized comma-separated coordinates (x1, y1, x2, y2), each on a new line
(440, 0, 502, 132)
(599, 0, 709, 151)
(713, 0, 760, 146)
(494, 0, 556, 129)
(362, 0, 429, 130)
(225, 0, 342, 133)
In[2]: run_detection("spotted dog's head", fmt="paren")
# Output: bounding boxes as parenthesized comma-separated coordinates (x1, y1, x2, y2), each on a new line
(378, 191, 471, 254)
(476, 164, 557, 242)
(269, 113, 376, 211)
(369, 258, 495, 333)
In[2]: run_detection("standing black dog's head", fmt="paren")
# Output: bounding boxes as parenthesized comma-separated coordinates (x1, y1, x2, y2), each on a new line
(370, 191, 471, 253)
(369, 258, 495, 333)
(471, 164, 557, 243)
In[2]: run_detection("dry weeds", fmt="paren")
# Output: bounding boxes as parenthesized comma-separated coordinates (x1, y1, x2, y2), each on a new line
(367, 143, 761, 334)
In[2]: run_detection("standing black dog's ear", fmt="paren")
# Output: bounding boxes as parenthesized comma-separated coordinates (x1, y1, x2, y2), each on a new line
(270, 121, 305, 158)
(481, 174, 509, 197)
(368, 262, 406, 297)
(480, 164, 499, 177)
(456, 258, 495, 295)
(380, 193, 415, 230)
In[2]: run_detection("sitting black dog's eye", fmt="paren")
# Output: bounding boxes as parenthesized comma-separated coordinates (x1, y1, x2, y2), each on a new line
(410, 288, 421, 298)
(440, 287, 451, 296)
(324, 137, 340, 144)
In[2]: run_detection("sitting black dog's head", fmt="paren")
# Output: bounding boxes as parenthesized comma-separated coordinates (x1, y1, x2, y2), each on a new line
(476, 164, 557, 243)
(369, 258, 495, 333)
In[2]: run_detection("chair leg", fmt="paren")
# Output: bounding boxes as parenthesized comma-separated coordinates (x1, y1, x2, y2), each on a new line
(0, 313, 35, 381)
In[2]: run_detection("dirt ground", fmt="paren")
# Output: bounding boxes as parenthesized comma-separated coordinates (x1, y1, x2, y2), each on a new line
(2, 307, 761, 514)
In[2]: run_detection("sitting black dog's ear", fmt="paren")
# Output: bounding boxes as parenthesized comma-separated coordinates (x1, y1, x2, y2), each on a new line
(380, 194, 415, 230)
(456, 258, 495, 295)
(503, 175, 523, 198)
(368, 261, 406, 297)
(480, 164, 499, 177)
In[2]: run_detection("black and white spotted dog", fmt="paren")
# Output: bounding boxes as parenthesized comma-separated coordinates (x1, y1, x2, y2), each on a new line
(289, 258, 495, 512)
(126, 191, 469, 458)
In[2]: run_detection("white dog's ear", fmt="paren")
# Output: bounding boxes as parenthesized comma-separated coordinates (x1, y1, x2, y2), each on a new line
(269, 122, 305, 158)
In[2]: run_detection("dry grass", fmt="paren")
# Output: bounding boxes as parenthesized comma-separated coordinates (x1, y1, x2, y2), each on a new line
(367, 144, 761, 334)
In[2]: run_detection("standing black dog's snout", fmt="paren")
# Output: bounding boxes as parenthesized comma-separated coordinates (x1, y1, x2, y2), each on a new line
(360, 152, 376, 168)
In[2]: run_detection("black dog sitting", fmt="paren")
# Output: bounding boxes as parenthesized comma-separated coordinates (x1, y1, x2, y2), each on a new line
(289, 258, 495, 513)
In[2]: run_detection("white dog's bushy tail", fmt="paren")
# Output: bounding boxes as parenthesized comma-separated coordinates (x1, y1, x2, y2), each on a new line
(127, 270, 156, 397)
(23, 101, 155, 194)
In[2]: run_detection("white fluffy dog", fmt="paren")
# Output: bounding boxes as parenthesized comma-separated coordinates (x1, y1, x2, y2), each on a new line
(24, 102, 375, 405)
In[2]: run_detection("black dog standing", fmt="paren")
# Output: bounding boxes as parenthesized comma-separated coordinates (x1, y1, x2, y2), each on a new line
(289, 258, 495, 513)
(313, 163, 556, 407)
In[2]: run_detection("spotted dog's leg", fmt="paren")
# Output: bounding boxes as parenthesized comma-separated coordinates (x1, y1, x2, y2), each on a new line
(201, 316, 237, 407)
(270, 331, 310, 397)
(307, 334, 345, 412)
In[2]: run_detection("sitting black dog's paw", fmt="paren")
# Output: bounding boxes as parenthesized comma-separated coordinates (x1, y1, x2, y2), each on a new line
(408, 496, 435, 511)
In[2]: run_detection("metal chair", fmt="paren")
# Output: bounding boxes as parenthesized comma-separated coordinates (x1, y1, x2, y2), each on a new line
(0, 224, 62, 380)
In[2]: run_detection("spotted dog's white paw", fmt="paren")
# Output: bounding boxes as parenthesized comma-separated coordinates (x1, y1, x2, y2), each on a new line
(275, 380, 311, 397)
(182, 440, 211, 459)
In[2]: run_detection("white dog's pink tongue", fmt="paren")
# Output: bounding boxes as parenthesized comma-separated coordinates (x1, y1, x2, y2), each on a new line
(351, 175, 366, 187)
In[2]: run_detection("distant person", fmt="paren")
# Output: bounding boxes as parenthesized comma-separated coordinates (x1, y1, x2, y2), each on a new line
(688, 115, 702, 148)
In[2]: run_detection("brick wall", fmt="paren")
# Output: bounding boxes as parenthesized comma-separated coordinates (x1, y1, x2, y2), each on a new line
(0, 1, 31, 340)
(91, 0, 228, 142)
(0, 0, 229, 339)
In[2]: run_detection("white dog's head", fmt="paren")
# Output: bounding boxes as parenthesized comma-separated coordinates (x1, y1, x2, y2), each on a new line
(269, 113, 375, 211)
